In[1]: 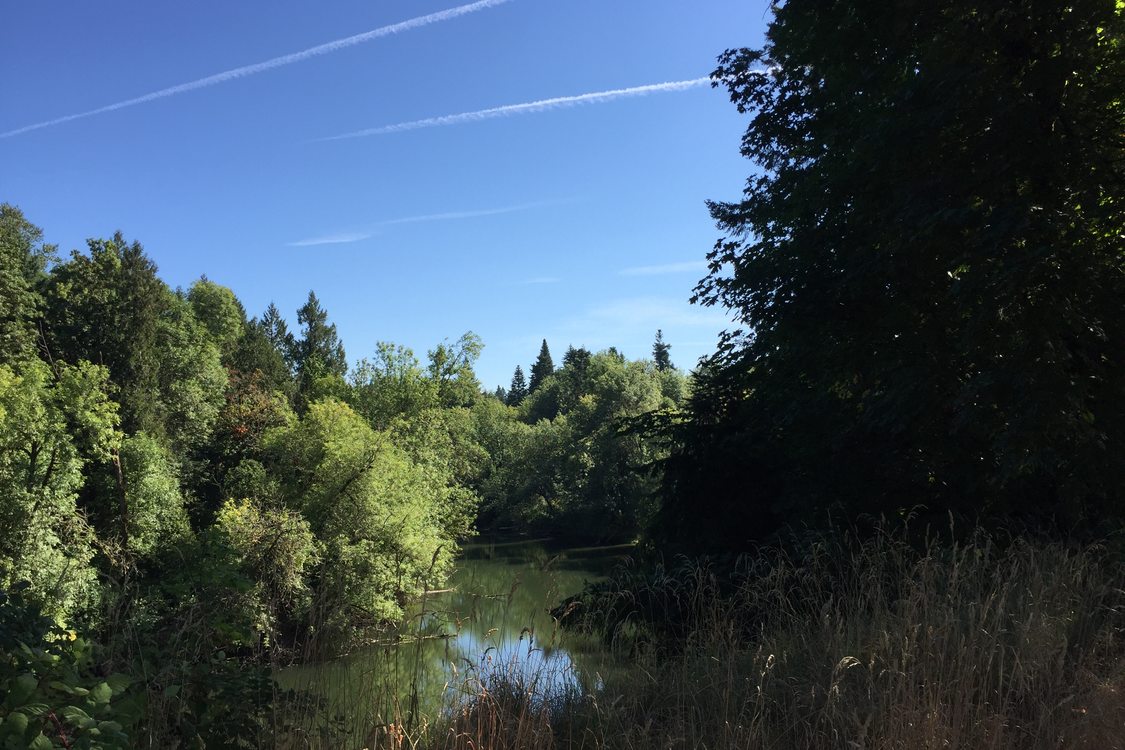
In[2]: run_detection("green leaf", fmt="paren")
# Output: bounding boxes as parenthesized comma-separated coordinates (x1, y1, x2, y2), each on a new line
(6, 673, 37, 706)
(88, 682, 112, 704)
(105, 673, 132, 693)
(1, 711, 29, 736)
(47, 680, 85, 697)
(60, 705, 91, 724)
(28, 734, 54, 750)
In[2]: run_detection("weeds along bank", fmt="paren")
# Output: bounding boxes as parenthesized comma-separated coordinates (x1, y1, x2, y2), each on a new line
(4, 511, 1121, 747)
(352, 529, 1124, 750)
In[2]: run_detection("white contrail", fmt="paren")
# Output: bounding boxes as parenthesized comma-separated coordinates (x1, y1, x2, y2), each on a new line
(287, 232, 374, 247)
(287, 201, 549, 247)
(375, 203, 539, 226)
(0, 0, 512, 140)
(315, 77, 712, 141)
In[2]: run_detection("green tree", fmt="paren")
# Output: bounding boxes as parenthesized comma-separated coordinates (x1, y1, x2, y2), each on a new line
(229, 316, 296, 400)
(156, 295, 228, 456)
(41, 234, 226, 454)
(485, 351, 686, 541)
(562, 346, 591, 379)
(350, 342, 439, 429)
(43, 233, 169, 436)
(528, 339, 554, 394)
(663, 0, 1125, 550)
(0, 360, 115, 619)
(213, 496, 318, 639)
(0, 204, 53, 366)
(427, 332, 484, 408)
(187, 277, 246, 360)
(260, 302, 296, 371)
(263, 399, 459, 646)
(293, 291, 347, 387)
(652, 329, 673, 372)
(506, 365, 528, 406)
(109, 433, 192, 558)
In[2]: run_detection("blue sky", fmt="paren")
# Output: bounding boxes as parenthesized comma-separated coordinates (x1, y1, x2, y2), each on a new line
(1, 0, 769, 389)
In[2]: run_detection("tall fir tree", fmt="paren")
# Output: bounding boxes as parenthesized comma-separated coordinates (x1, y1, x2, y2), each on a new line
(261, 302, 296, 369)
(652, 330, 673, 372)
(528, 339, 554, 393)
(562, 345, 591, 378)
(506, 365, 528, 406)
(294, 291, 347, 386)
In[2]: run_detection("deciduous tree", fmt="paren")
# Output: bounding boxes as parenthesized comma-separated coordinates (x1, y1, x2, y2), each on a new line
(662, 0, 1125, 550)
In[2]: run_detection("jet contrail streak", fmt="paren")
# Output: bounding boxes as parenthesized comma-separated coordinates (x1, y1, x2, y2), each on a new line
(0, 0, 511, 139)
(315, 77, 713, 141)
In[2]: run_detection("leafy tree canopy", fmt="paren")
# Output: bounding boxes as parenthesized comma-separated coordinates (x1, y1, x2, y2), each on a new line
(0, 204, 53, 366)
(661, 0, 1125, 551)
(188, 277, 246, 360)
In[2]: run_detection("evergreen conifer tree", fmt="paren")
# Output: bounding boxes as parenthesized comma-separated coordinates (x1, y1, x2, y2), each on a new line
(261, 302, 296, 371)
(294, 291, 347, 381)
(528, 340, 554, 393)
(506, 365, 528, 406)
(652, 330, 673, 371)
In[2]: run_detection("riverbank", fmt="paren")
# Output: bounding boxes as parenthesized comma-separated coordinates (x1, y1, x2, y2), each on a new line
(276, 537, 632, 743)
(316, 530, 1124, 749)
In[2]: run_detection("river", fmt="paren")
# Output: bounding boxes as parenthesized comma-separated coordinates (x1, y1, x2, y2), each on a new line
(280, 537, 628, 742)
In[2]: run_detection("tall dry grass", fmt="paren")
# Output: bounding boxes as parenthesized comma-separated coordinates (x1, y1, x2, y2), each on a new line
(295, 528, 1125, 749)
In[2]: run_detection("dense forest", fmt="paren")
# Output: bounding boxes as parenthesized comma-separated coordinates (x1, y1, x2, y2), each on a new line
(0, 203, 690, 744)
(2, 0, 1124, 748)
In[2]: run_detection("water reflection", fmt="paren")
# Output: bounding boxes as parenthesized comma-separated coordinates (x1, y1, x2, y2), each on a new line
(280, 538, 627, 742)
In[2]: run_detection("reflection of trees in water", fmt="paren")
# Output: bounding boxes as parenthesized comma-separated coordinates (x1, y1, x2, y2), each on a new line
(280, 540, 624, 742)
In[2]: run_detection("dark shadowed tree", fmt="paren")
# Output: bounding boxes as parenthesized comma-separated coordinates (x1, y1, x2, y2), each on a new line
(528, 339, 554, 394)
(229, 317, 296, 401)
(660, 0, 1125, 552)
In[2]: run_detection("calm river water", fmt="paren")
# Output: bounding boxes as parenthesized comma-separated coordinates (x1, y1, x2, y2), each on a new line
(280, 538, 628, 740)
